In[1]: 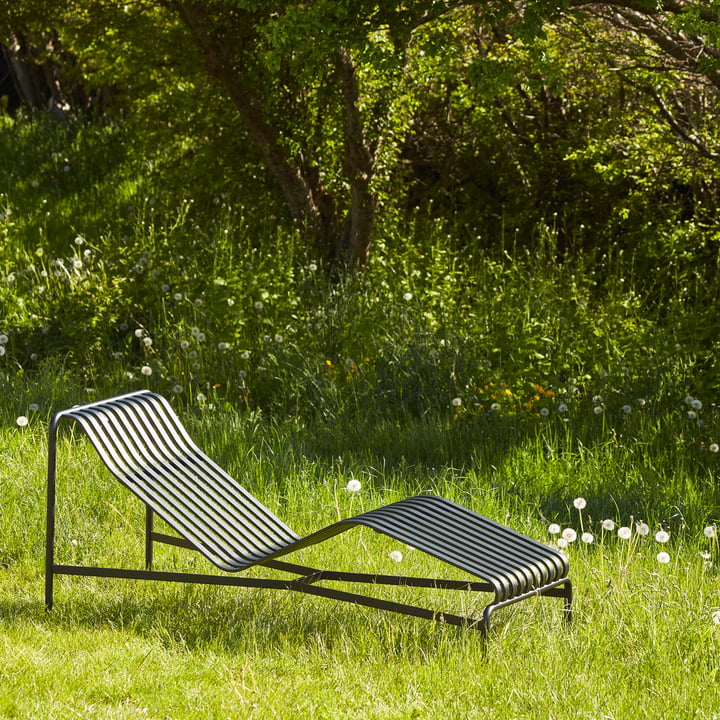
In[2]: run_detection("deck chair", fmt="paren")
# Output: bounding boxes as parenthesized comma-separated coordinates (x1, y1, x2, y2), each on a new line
(46, 390, 572, 633)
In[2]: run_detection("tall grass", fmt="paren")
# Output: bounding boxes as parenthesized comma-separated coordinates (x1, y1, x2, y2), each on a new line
(2, 113, 720, 718)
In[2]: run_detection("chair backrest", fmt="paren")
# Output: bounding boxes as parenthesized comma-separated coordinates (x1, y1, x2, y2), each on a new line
(52, 390, 300, 570)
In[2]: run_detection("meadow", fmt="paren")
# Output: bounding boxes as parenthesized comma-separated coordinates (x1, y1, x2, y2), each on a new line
(2, 114, 720, 718)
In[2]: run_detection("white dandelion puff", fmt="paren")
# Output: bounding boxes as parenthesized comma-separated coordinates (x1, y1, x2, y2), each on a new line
(618, 526, 632, 540)
(573, 497, 587, 510)
(562, 528, 577, 543)
(581, 532, 594, 544)
(389, 550, 403, 562)
(140, 365, 153, 376)
(636, 522, 650, 536)
(704, 525, 717, 539)
(656, 552, 671, 564)
(451, 397, 462, 407)
(346, 479, 362, 492)
(602, 519, 615, 532)
(655, 530, 670, 543)
(548, 523, 561, 535)
(16, 416, 29, 427)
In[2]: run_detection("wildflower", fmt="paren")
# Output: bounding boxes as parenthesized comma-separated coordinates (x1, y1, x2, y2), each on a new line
(227, 298, 235, 306)
(691, 399, 703, 410)
(0, 346, 5, 357)
(173, 385, 183, 394)
(241, 351, 250, 360)
(581, 532, 594, 544)
(196, 333, 205, 342)
(140, 365, 152, 376)
(710, 443, 719, 453)
(72, 259, 83, 269)
(655, 530, 669, 543)
(173, 293, 183, 301)
(254, 301, 264, 310)
(637, 398, 646, 406)
(621, 405, 632, 414)
(403, 292, 413, 301)
(16, 416, 28, 427)
(180, 340, 190, 350)
(558, 403, 568, 413)
(161, 284, 170, 293)
(704, 525, 717, 539)
(540, 407, 550, 416)
(562, 528, 577, 543)
(490, 402, 501, 411)
(688, 410, 697, 420)
(0, 334, 7, 344)
(602, 519, 615, 531)
(308, 263, 318, 272)
(346, 479, 362, 492)
(557, 538, 568, 549)
(142, 337, 153, 347)
(113, 352, 124, 360)
(548, 523, 561, 535)
(29, 403, 39, 412)
(194, 298, 203, 307)
(389, 550, 403, 562)
(134, 328, 144, 338)
(196, 393, 207, 403)
(74, 236, 84, 245)
(618, 527, 632, 540)
(274, 334, 284, 343)
(684, 396, 694, 405)
(191, 327, 200, 336)
(218, 342, 229, 350)
(592, 395, 603, 404)
(593, 405, 604, 415)
(451, 397, 462, 407)
(573, 497, 587, 510)
(636, 522, 650, 536)
(656, 552, 671, 564)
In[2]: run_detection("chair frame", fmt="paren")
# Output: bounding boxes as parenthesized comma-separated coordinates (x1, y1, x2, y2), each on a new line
(46, 390, 572, 634)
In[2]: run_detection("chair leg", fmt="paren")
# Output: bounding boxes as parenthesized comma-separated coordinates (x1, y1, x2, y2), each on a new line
(145, 506, 154, 570)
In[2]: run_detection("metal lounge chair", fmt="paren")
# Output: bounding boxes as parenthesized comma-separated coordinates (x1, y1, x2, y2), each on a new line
(46, 390, 572, 633)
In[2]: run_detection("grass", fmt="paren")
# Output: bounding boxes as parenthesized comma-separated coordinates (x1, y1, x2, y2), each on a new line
(2, 408, 720, 719)
(3, 112, 720, 718)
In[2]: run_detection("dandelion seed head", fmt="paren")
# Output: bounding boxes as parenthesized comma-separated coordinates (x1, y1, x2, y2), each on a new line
(592, 395, 603, 404)
(656, 551, 670, 564)
(602, 519, 615, 531)
(196, 393, 207, 403)
(134, 328, 144, 338)
(140, 365, 152, 376)
(558, 403, 568, 413)
(688, 410, 697, 420)
(622, 405, 632, 414)
(346, 479, 362, 492)
(655, 530, 669, 543)
(16, 416, 28, 427)
(540, 407, 550, 416)
(636, 522, 650, 536)
(254, 301, 264, 311)
(704, 525, 717, 539)
(573, 497, 587, 510)
(710, 443, 720, 453)
(173, 292, 183, 301)
(142, 337, 153, 347)
(403, 292, 413, 301)
(557, 538, 568, 549)
(593, 405, 604, 415)
(490, 402, 501, 411)
(581, 532, 594, 544)
(218, 342, 229, 350)
(274, 334, 284, 343)
(308, 263, 318, 272)
(194, 298, 203, 307)
(451, 397, 462, 407)
(562, 528, 577, 543)
(618, 526, 632, 540)
(0, 346, 5, 357)
(241, 351, 250, 360)
(684, 396, 694, 405)
(180, 340, 190, 350)
(173, 384, 183, 394)
(548, 523, 561, 535)
(389, 550, 403, 562)
(691, 399, 703, 410)
(713, 610, 720, 625)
